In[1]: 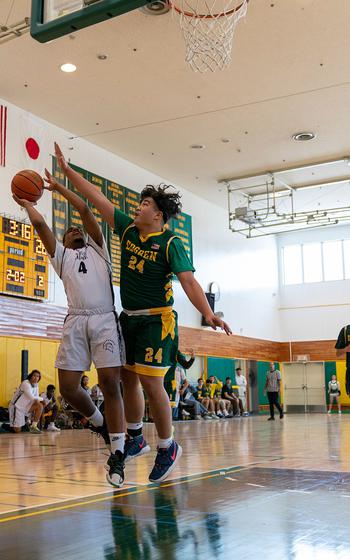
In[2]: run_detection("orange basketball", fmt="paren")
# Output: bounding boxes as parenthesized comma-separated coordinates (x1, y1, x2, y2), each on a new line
(11, 170, 44, 203)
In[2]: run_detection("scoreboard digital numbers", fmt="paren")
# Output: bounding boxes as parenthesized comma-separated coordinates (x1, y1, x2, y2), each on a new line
(0, 217, 49, 300)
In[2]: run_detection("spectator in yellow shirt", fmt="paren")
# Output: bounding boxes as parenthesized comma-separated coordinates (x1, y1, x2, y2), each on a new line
(206, 376, 230, 418)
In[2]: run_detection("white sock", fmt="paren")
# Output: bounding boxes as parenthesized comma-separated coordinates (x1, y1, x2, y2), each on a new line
(110, 433, 125, 454)
(49, 422, 55, 427)
(32, 421, 38, 428)
(158, 437, 173, 449)
(87, 408, 103, 427)
(127, 422, 143, 431)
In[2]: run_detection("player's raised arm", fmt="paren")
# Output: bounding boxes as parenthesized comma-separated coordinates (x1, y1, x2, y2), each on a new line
(44, 169, 103, 247)
(12, 194, 56, 257)
(177, 271, 232, 335)
(54, 142, 115, 228)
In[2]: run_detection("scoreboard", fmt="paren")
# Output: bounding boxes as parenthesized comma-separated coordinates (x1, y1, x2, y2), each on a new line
(0, 217, 49, 300)
(51, 157, 193, 287)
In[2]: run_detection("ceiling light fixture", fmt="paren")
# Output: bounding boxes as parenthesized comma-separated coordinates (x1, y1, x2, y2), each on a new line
(190, 144, 205, 150)
(292, 131, 316, 142)
(97, 54, 108, 60)
(60, 63, 77, 73)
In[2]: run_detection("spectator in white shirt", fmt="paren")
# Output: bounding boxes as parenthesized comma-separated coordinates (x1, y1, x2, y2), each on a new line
(40, 384, 61, 431)
(235, 367, 248, 414)
(91, 383, 104, 409)
(9, 370, 44, 433)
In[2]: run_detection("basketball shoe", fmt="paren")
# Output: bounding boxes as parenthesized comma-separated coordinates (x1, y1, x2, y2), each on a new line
(106, 450, 125, 488)
(90, 419, 110, 449)
(149, 441, 182, 483)
(124, 434, 151, 464)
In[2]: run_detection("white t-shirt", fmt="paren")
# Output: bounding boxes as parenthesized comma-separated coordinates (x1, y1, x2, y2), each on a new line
(11, 380, 42, 412)
(329, 380, 340, 394)
(50, 236, 114, 313)
(235, 373, 247, 397)
(40, 392, 55, 407)
(175, 367, 186, 405)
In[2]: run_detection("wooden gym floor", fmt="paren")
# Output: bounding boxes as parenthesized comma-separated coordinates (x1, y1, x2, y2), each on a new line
(1, 414, 350, 559)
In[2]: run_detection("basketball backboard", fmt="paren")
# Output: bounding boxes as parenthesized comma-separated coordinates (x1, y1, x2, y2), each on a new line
(30, 0, 148, 42)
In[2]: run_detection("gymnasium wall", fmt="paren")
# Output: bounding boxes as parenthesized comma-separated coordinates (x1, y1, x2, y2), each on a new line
(0, 97, 281, 341)
(278, 225, 350, 342)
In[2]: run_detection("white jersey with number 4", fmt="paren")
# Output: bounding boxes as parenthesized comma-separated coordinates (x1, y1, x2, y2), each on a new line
(50, 236, 114, 314)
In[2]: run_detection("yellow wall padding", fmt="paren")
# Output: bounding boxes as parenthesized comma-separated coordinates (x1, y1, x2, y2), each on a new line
(0, 336, 98, 407)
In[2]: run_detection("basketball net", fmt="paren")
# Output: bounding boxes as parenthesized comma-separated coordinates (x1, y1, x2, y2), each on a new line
(170, 0, 248, 72)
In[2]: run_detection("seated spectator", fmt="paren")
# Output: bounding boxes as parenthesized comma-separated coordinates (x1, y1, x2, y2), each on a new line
(81, 375, 91, 394)
(40, 385, 60, 432)
(206, 376, 229, 418)
(9, 370, 44, 433)
(179, 379, 210, 420)
(222, 377, 242, 416)
(193, 378, 215, 420)
(91, 383, 104, 409)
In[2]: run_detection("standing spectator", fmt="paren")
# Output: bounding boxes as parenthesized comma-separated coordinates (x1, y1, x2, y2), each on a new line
(328, 374, 341, 415)
(222, 377, 241, 416)
(335, 325, 350, 395)
(91, 383, 104, 409)
(172, 350, 195, 400)
(173, 350, 195, 407)
(235, 367, 248, 414)
(264, 362, 283, 421)
(40, 384, 61, 431)
(9, 370, 44, 433)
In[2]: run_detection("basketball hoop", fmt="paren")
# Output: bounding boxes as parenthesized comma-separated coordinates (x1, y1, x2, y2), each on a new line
(170, 0, 248, 72)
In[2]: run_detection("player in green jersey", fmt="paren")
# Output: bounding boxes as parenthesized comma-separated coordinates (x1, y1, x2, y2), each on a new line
(54, 143, 231, 483)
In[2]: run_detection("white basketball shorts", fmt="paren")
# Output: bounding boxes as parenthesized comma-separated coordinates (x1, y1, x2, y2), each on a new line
(55, 311, 125, 371)
(9, 404, 27, 428)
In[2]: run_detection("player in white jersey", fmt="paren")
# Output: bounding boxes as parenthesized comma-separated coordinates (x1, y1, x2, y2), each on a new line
(13, 171, 126, 487)
(9, 370, 44, 433)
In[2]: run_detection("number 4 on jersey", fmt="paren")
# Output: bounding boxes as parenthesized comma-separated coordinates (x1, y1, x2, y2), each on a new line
(78, 261, 87, 274)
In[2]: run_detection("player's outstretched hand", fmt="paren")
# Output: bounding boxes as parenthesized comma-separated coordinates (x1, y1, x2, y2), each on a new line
(54, 142, 69, 173)
(205, 314, 232, 335)
(12, 194, 36, 208)
(43, 168, 61, 191)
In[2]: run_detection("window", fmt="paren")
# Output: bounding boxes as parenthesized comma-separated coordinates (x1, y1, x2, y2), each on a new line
(343, 240, 350, 279)
(323, 241, 343, 281)
(281, 238, 350, 285)
(282, 245, 302, 285)
(302, 243, 322, 283)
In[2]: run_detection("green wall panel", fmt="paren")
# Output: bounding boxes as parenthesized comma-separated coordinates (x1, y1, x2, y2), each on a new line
(207, 357, 236, 383)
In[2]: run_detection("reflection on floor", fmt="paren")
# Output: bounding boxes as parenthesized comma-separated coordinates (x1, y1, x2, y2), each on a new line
(1, 414, 350, 559)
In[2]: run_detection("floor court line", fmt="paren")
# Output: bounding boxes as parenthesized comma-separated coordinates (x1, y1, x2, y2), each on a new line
(0, 464, 252, 524)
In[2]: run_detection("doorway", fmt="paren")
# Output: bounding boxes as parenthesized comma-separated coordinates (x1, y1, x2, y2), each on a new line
(283, 362, 326, 413)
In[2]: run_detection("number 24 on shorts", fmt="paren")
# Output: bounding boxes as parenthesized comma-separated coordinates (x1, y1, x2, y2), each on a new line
(145, 347, 163, 363)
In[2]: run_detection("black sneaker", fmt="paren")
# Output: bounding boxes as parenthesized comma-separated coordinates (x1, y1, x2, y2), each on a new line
(149, 441, 182, 483)
(124, 434, 151, 464)
(90, 420, 110, 448)
(280, 412, 284, 419)
(267, 417, 275, 421)
(106, 450, 125, 488)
